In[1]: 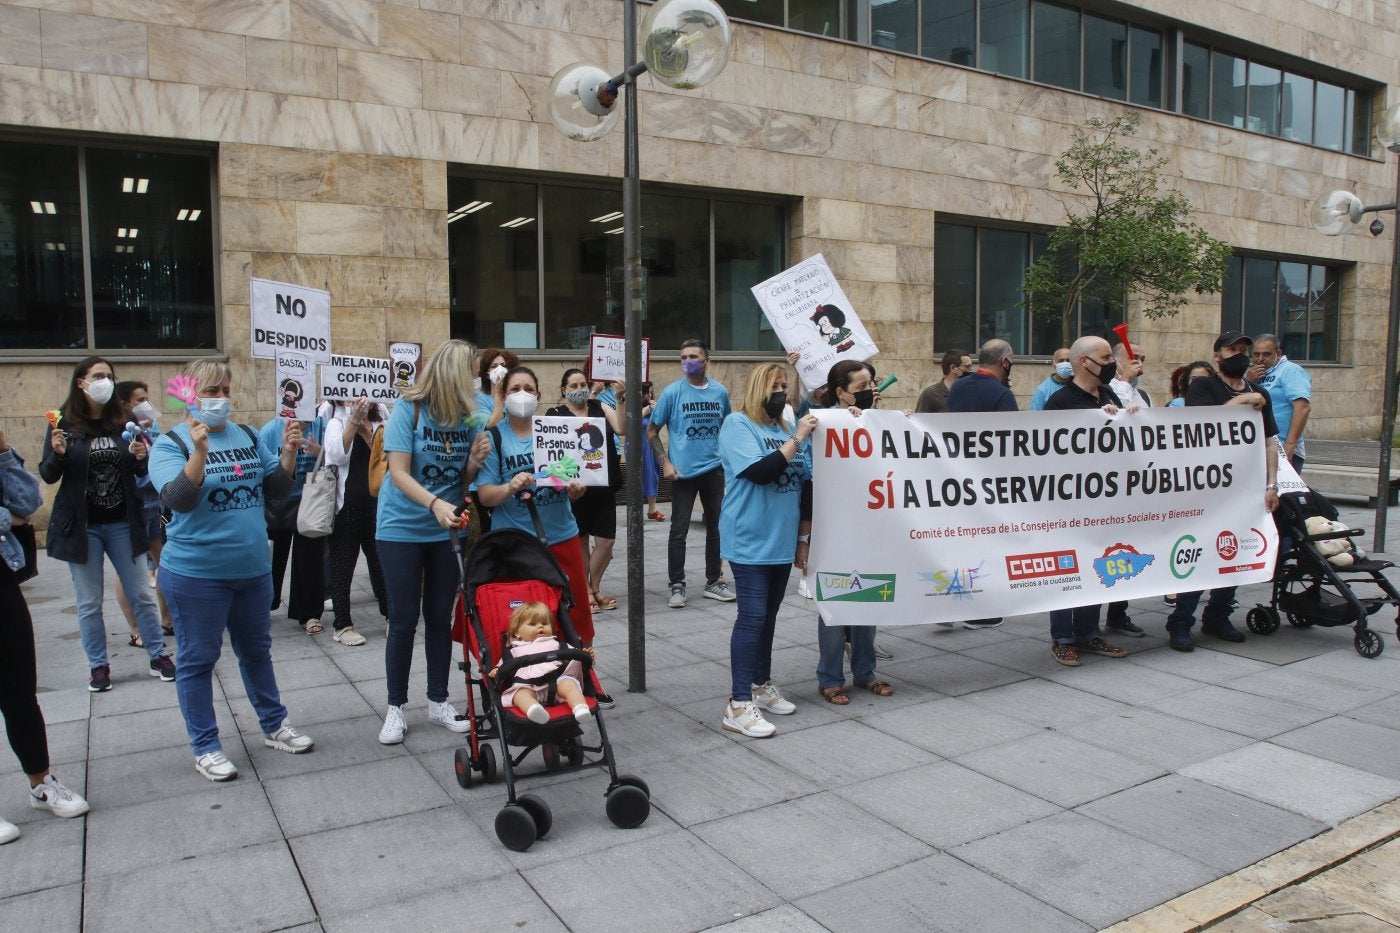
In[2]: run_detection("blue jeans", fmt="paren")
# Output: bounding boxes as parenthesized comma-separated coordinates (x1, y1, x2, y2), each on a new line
(1050, 604, 1102, 645)
(817, 619, 875, 688)
(159, 568, 287, 756)
(377, 539, 458, 707)
(1167, 586, 1237, 636)
(668, 467, 724, 586)
(729, 562, 791, 701)
(67, 521, 168, 667)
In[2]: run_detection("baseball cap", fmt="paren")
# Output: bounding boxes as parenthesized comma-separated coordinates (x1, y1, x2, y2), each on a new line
(1213, 330, 1253, 352)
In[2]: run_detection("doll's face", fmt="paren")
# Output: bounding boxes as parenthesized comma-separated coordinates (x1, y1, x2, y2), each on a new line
(514, 613, 552, 640)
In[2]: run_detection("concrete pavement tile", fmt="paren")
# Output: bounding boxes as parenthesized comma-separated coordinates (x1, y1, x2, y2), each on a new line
(637, 744, 822, 828)
(243, 715, 408, 780)
(0, 817, 84, 898)
(1203, 628, 1349, 663)
(326, 641, 394, 680)
(1226, 665, 1396, 714)
(1045, 658, 1201, 704)
(84, 675, 192, 717)
(85, 744, 223, 809)
(1180, 743, 1400, 825)
(624, 658, 732, 706)
(35, 686, 91, 724)
(218, 654, 346, 698)
(1346, 694, 1400, 731)
(962, 678, 1136, 728)
(742, 719, 938, 790)
(634, 636, 710, 671)
(879, 651, 1028, 696)
(1147, 684, 1329, 739)
(1273, 716, 1400, 779)
(700, 904, 828, 932)
(954, 731, 1165, 808)
(838, 760, 1060, 847)
(1256, 883, 1386, 923)
(84, 840, 315, 933)
(1206, 905, 1300, 931)
(692, 791, 932, 901)
(1310, 844, 1400, 926)
(294, 808, 513, 917)
(86, 702, 221, 759)
(1126, 645, 1273, 684)
(952, 810, 1217, 928)
(2, 761, 86, 827)
(229, 681, 377, 734)
(796, 852, 1091, 932)
(0, 883, 82, 931)
(523, 832, 781, 933)
(84, 781, 282, 878)
(1076, 774, 1326, 873)
(1061, 707, 1254, 769)
(1288, 650, 1400, 691)
(909, 623, 1021, 652)
(599, 703, 732, 768)
(321, 876, 567, 933)
(961, 635, 1089, 678)
(669, 626, 747, 661)
(863, 694, 1042, 757)
(264, 756, 453, 837)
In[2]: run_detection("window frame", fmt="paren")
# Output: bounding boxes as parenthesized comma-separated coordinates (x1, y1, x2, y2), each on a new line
(1219, 252, 1346, 363)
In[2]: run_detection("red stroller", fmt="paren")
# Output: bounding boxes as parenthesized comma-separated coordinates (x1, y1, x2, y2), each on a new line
(450, 523, 650, 852)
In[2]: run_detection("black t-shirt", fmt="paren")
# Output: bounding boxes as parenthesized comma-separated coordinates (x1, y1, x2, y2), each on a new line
(83, 422, 126, 524)
(1044, 381, 1122, 411)
(1184, 374, 1278, 438)
(344, 431, 372, 500)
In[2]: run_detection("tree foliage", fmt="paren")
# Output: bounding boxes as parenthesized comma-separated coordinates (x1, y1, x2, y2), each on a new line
(1023, 114, 1233, 347)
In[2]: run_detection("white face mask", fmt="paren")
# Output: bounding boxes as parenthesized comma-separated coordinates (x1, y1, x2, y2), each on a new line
(505, 390, 538, 419)
(83, 375, 115, 405)
(130, 401, 157, 423)
(489, 365, 508, 384)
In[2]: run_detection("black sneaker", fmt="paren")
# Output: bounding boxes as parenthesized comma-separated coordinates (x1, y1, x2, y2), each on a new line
(594, 692, 616, 710)
(963, 618, 1004, 630)
(1202, 623, 1246, 643)
(1106, 617, 1146, 638)
(88, 664, 112, 692)
(149, 655, 177, 682)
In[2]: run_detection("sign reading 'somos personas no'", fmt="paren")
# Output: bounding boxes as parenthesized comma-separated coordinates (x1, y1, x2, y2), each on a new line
(275, 351, 317, 421)
(250, 278, 332, 364)
(319, 356, 397, 403)
(751, 253, 879, 392)
(532, 416, 610, 487)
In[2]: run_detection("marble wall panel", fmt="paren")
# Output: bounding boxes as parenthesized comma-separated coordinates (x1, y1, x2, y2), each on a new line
(197, 0, 288, 42)
(457, 15, 536, 73)
(336, 49, 422, 109)
(148, 25, 246, 88)
(93, 0, 192, 27)
(222, 144, 336, 201)
(245, 37, 337, 98)
(92, 73, 200, 138)
(246, 251, 331, 295)
(382, 207, 447, 259)
(40, 10, 145, 76)
(289, 0, 375, 51)
(222, 197, 298, 252)
(295, 202, 383, 256)
(327, 305, 386, 350)
(496, 69, 543, 124)
(326, 255, 431, 307)
(0, 5, 41, 67)
(422, 61, 500, 117)
(378, 3, 459, 63)
(335, 153, 424, 208)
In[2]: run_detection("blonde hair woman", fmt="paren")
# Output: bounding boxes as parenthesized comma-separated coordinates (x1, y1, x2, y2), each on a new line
(374, 339, 491, 745)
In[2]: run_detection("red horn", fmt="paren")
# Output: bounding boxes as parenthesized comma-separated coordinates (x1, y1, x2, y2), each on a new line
(1112, 323, 1134, 359)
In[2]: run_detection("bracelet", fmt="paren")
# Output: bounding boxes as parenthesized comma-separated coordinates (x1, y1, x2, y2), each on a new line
(428, 496, 441, 511)
(1265, 483, 1279, 491)
(797, 534, 810, 544)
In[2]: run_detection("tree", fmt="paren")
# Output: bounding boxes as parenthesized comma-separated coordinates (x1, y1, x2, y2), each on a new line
(1023, 114, 1233, 348)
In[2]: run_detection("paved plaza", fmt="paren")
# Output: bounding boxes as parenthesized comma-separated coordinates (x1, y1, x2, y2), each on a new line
(4, 502, 1400, 932)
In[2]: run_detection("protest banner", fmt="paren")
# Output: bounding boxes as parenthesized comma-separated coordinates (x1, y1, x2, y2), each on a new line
(250, 278, 331, 364)
(750, 253, 878, 392)
(809, 407, 1279, 626)
(388, 342, 420, 391)
(532, 416, 610, 487)
(275, 351, 317, 421)
(319, 355, 397, 403)
(587, 333, 650, 384)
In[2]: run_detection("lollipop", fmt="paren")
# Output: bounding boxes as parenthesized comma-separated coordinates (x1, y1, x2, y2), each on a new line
(166, 374, 199, 414)
(44, 410, 62, 429)
(121, 420, 143, 443)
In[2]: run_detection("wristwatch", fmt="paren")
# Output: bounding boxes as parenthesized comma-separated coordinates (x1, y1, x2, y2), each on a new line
(1265, 483, 1279, 491)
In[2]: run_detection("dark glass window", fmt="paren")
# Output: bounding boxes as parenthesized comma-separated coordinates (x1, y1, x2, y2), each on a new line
(1246, 62, 1281, 136)
(872, 0, 918, 52)
(789, 0, 843, 36)
(934, 223, 976, 353)
(925, 0, 977, 66)
(1314, 81, 1346, 151)
(1211, 50, 1245, 128)
(715, 201, 785, 353)
(1281, 72, 1313, 144)
(0, 141, 86, 349)
(1127, 26, 1162, 108)
(1083, 14, 1126, 100)
(981, 0, 1029, 78)
(1182, 42, 1211, 119)
(1221, 255, 1341, 362)
(1032, 2, 1080, 91)
(447, 178, 540, 350)
(716, 0, 783, 28)
(1350, 89, 1371, 156)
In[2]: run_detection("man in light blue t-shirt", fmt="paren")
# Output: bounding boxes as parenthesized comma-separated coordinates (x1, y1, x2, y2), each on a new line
(648, 339, 734, 609)
(1250, 333, 1311, 473)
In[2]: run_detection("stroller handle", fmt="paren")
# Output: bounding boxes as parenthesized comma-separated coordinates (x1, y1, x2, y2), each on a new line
(493, 647, 594, 688)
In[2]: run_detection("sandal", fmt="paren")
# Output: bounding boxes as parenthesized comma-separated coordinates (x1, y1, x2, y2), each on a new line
(819, 685, 850, 705)
(647, 510, 666, 522)
(854, 680, 894, 697)
(161, 625, 174, 637)
(593, 593, 619, 611)
(128, 633, 144, 648)
(303, 619, 325, 635)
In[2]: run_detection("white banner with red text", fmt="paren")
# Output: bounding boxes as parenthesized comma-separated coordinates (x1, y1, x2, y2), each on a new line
(809, 407, 1278, 626)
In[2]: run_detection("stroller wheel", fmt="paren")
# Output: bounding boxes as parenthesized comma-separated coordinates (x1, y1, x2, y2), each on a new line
(1246, 607, 1280, 635)
(565, 743, 585, 767)
(517, 794, 553, 839)
(542, 743, 561, 772)
(478, 743, 498, 783)
(453, 747, 474, 789)
(1354, 629, 1384, 659)
(495, 804, 538, 851)
(605, 784, 651, 829)
(614, 773, 651, 799)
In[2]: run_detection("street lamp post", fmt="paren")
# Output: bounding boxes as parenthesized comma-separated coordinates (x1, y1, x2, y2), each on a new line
(1307, 102, 1400, 553)
(548, 0, 732, 692)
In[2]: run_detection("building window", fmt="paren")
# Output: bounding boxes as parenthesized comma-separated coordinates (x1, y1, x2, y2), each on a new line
(718, 0, 856, 38)
(0, 137, 216, 353)
(1220, 255, 1341, 362)
(447, 173, 787, 353)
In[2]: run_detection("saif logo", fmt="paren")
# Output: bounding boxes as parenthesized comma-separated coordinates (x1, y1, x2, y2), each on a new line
(1006, 550, 1078, 581)
(1171, 534, 1203, 580)
(814, 571, 896, 603)
(919, 564, 987, 600)
(1092, 543, 1154, 587)
(1216, 530, 1239, 561)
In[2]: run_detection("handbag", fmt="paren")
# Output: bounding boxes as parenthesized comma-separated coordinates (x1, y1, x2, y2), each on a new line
(296, 446, 338, 538)
(367, 424, 389, 497)
(10, 522, 38, 583)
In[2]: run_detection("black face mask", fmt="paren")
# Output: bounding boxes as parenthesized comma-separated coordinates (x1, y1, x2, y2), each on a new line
(763, 392, 787, 419)
(851, 389, 875, 410)
(1093, 358, 1118, 385)
(1219, 354, 1250, 379)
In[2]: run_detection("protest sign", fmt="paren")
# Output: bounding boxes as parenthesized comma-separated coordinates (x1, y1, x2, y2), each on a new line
(751, 253, 878, 392)
(388, 342, 420, 391)
(587, 333, 650, 384)
(250, 278, 331, 364)
(319, 355, 397, 403)
(532, 416, 610, 487)
(275, 351, 317, 421)
(809, 407, 1278, 626)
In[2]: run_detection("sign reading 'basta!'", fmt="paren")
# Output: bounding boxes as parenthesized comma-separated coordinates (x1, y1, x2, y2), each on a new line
(809, 407, 1278, 626)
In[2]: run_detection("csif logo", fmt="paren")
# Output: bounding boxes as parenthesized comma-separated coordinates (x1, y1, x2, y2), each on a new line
(815, 571, 896, 603)
(1171, 534, 1203, 580)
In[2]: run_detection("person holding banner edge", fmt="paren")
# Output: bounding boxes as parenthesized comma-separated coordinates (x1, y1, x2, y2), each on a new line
(323, 396, 389, 646)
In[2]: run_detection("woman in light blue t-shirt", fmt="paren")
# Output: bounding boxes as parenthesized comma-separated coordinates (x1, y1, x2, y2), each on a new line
(716, 363, 817, 740)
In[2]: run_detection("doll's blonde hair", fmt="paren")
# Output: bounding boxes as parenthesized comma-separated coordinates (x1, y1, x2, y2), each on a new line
(507, 601, 554, 639)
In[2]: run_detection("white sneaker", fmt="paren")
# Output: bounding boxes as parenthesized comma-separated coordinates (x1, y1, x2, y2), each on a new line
(797, 576, 813, 599)
(28, 774, 90, 818)
(704, 580, 737, 602)
(722, 700, 776, 738)
(526, 704, 549, 724)
(427, 700, 470, 733)
(264, 720, 315, 754)
(751, 681, 796, 715)
(195, 751, 238, 782)
(572, 703, 593, 723)
(333, 627, 366, 646)
(379, 705, 407, 744)
(933, 620, 956, 630)
(0, 817, 17, 844)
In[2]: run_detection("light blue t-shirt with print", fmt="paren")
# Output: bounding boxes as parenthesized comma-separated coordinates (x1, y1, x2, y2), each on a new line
(257, 417, 325, 501)
(477, 424, 578, 545)
(1257, 357, 1311, 456)
(149, 422, 282, 580)
(650, 378, 730, 478)
(718, 413, 810, 566)
(1167, 397, 1185, 408)
(1029, 375, 1065, 411)
(375, 401, 478, 543)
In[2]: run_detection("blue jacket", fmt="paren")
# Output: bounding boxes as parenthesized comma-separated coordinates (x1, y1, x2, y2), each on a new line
(1, 447, 41, 573)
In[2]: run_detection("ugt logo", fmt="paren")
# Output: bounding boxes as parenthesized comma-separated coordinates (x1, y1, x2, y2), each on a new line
(1092, 543, 1154, 587)
(1216, 530, 1239, 561)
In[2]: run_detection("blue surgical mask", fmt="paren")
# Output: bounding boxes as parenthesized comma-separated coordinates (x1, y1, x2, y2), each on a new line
(564, 388, 589, 406)
(681, 358, 705, 377)
(1054, 361, 1073, 379)
(196, 397, 231, 428)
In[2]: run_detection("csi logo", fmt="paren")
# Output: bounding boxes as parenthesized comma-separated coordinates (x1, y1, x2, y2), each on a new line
(1216, 531, 1238, 561)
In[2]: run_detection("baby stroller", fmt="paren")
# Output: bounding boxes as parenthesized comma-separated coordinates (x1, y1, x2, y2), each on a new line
(1245, 488, 1400, 658)
(450, 521, 650, 852)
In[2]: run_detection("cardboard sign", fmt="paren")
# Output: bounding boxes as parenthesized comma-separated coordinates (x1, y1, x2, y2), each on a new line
(275, 351, 317, 421)
(532, 415, 610, 487)
(250, 278, 331, 364)
(751, 253, 878, 392)
(587, 333, 650, 384)
(388, 342, 421, 391)
(319, 355, 397, 403)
